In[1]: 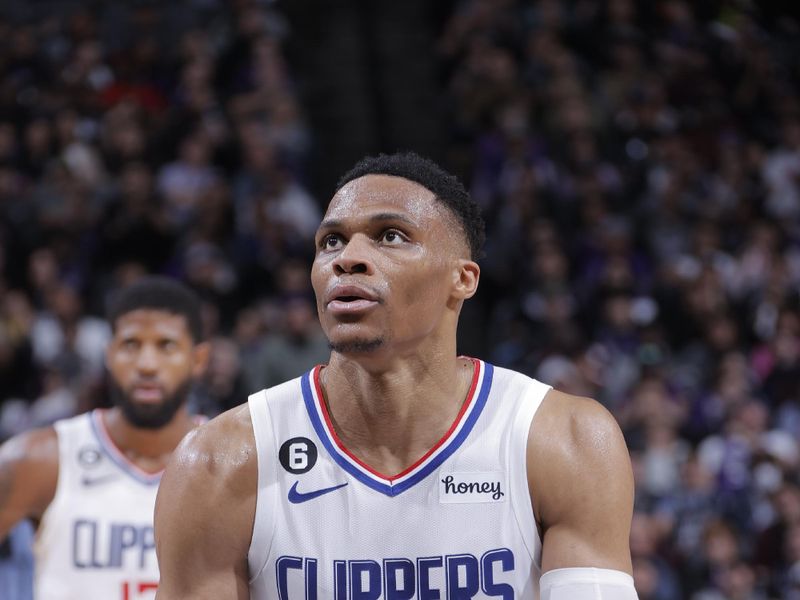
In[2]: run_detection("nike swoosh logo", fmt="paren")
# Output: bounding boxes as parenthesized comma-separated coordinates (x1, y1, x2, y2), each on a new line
(81, 474, 118, 487)
(288, 481, 348, 504)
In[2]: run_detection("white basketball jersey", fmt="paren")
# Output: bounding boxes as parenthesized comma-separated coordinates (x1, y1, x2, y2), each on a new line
(33, 410, 161, 600)
(248, 359, 550, 600)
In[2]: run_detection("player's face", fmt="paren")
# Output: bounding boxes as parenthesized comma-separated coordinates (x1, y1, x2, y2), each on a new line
(311, 174, 472, 356)
(106, 309, 205, 429)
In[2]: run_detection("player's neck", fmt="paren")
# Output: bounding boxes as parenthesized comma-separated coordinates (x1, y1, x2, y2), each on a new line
(102, 406, 196, 469)
(320, 351, 475, 475)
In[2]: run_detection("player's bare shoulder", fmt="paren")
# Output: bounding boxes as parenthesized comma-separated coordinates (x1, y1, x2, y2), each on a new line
(0, 425, 59, 474)
(157, 403, 257, 517)
(0, 426, 60, 537)
(528, 389, 633, 505)
(527, 389, 634, 572)
(154, 405, 257, 599)
(529, 390, 629, 466)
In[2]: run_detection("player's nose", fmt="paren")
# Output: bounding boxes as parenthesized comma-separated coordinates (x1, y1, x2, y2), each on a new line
(332, 234, 374, 276)
(135, 343, 160, 373)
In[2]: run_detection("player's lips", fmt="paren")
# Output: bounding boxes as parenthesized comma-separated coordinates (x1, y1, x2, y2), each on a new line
(325, 284, 381, 314)
(130, 383, 164, 403)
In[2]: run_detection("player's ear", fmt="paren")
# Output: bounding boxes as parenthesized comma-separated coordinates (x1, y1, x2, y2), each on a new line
(452, 259, 480, 301)
(191, 341, 212, 378)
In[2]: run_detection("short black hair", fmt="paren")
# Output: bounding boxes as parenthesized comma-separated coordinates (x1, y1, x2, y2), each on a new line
(336, 152, 485, 260)
(107, 276, 204, 342)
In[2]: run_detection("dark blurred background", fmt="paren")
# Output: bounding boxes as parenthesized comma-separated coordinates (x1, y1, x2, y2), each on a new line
(0, 1, 799, 598)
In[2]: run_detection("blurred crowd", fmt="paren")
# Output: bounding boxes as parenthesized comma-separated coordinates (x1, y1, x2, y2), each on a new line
(0, 1, 799, 598)
(0, 0, 328, 431)
(440, 1, 800, 598)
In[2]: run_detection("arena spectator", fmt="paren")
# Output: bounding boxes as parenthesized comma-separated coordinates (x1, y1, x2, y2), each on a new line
(0, 2, 798, 597)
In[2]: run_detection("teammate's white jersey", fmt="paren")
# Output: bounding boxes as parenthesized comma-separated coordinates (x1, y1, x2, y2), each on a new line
(33, 410, 161, 600)
(248, 359, 550, 600)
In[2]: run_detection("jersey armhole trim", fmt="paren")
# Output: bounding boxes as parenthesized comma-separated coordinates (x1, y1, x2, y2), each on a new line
(247, 389, 278, 584)
(509, 380, 550, 564)
(34, 423, 67, 553)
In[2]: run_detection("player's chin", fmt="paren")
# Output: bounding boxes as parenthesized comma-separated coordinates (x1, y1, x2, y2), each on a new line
(327, 332, 386, 355)
(127, 396, 169, 415)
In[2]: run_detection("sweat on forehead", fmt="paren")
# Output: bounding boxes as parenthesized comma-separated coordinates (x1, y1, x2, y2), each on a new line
(335, 152, 486, 260)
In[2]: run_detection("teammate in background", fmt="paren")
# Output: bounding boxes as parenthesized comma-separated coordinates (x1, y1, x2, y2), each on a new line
(155, 153, 639, 599)
(0, 277, 210, 600)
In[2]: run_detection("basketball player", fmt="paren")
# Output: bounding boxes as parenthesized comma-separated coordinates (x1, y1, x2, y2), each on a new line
(155, 153, 639, 599)
(0, 277, 210, 600)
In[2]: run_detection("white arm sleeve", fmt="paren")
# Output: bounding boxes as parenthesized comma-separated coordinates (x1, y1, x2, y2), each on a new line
(540, 567, 639, 600)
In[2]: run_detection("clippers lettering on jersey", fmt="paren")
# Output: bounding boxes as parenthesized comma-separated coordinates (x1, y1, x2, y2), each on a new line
(275, 548, 514, 600)
(72, 519, 155, 570)
(439, 473, 506, 503)
(288, 481, 348, 504)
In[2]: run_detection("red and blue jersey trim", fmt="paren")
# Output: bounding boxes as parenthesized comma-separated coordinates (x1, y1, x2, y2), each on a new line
(301, 358, 494, 497)
(89, 410, 163, 486)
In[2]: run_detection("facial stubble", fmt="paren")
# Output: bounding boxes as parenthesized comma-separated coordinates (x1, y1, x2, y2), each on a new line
(327, 337, 386, 354)
(108, 376, 193, 429)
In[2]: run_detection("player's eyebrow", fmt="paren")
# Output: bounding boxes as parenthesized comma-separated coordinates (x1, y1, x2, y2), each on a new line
(317, 212, 418, 233)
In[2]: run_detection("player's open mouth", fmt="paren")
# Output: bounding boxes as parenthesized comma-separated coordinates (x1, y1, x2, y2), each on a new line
(327, 297, 379, 313)
(325, 284, 380, 313)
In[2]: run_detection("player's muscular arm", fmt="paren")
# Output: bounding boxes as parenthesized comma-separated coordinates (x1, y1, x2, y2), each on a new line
(529, 390, 635, 574)
(0, 428, 58, 540)
(155, 405, 257, 600)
